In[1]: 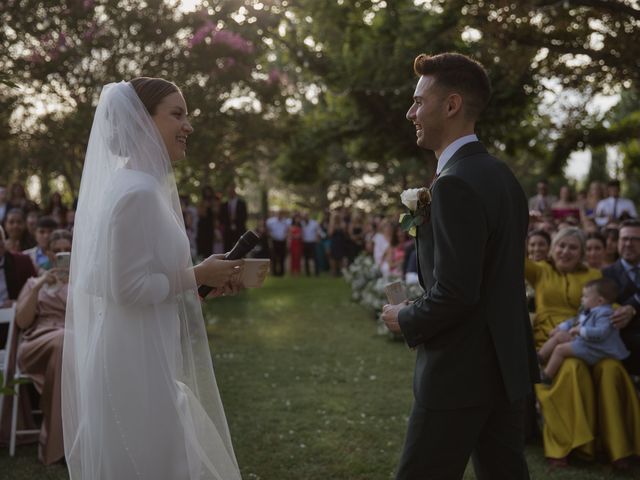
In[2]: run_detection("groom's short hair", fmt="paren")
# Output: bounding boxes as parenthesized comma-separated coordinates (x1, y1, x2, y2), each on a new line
(413, 52, 491, 121)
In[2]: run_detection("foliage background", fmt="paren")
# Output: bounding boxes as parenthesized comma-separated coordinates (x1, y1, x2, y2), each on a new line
(2, 0, 640, 211)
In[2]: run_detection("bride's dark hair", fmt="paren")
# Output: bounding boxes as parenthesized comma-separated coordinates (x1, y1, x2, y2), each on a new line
(129, 77, 179, 115)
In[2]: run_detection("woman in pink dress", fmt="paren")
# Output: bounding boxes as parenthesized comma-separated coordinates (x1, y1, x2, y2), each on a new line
(289, 214, 303, 275)
(15, 229, 72, 464)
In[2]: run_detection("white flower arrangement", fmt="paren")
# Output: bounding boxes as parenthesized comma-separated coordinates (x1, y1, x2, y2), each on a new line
(345, 253, 424, 337)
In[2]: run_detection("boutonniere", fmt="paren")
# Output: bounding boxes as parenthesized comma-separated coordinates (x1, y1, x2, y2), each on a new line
(399, 187, 432, 237)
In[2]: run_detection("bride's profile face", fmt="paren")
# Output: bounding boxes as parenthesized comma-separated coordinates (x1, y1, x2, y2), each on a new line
(152, 92, 193, 162)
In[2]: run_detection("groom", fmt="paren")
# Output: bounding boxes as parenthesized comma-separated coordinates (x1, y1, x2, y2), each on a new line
(382, 52, 538, 479)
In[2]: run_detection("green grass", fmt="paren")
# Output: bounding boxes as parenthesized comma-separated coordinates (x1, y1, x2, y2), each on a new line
(1, 276, 638, 479)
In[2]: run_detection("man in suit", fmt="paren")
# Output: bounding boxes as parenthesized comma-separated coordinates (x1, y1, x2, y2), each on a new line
(528, 180, 556, 216)
(220, 182, 248, 252)
(602, 219, 640, 375)
(0, 225, 37, 307)
(382, 52, 538, 480)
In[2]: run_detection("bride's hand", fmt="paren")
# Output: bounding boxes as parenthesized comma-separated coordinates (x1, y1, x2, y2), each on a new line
(195, 256, 244, 288)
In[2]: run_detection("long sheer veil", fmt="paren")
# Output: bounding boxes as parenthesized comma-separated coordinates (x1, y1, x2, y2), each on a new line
(62, 81, 241, 479)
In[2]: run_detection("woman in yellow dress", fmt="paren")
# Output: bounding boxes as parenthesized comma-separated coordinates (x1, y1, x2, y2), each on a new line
(526, 227, 640, 468)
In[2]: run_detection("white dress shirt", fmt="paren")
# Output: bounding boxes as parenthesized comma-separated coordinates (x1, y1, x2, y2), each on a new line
(266, 216, 289, 241)
(436, 134, 479, 175)
(595, 196, 637, 226)
(302, 219, 319, 243)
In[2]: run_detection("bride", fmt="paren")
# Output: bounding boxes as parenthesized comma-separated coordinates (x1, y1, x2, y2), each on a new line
(62, 78, 244, 479)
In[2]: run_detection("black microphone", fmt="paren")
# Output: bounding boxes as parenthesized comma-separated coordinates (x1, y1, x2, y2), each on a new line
(198, 230, 260, 299)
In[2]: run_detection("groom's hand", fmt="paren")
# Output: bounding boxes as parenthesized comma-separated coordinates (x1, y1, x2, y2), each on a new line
(382, 303, 406, 334)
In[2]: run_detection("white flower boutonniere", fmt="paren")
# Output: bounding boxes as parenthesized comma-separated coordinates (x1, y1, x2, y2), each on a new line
(399, 187, 432, 237)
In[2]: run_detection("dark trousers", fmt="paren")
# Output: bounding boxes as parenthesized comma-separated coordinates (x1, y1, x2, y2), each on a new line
(396, 395, 529, 480)
(303, 242, 317, 276)
(271, 240, 287, 276)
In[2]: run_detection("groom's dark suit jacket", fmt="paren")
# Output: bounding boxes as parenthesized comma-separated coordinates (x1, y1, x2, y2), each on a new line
(398, 141, 538, 409)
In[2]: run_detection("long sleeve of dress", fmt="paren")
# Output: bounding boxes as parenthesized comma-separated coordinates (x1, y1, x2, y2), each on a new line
(108, 189, 171, 305)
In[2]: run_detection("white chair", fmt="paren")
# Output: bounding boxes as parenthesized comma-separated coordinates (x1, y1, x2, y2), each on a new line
(0, 304, 17, 424)
(0, 304, 40, 456)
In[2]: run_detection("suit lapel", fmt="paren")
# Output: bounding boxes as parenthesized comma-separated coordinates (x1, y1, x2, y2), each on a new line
(616, 260, 635, 300)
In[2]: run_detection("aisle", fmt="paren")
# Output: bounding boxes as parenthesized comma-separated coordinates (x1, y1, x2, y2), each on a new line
(205, 276, 415, 480)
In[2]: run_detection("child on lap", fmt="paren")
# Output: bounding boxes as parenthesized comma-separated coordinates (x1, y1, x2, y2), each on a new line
(538, 277, 630, 380)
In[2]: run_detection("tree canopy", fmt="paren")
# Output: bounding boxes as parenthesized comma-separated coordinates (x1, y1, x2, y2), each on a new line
(2, 0, 639, 209)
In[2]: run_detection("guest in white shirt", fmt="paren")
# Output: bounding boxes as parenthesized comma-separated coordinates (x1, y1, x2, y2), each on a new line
(528, 180, 556, 216)
(266, 211, 289, 276)
(372, 220, 391, 267)
(23, 216, 59, 273)
(301, 212, 320, 276)
(595, 180, 637, 227)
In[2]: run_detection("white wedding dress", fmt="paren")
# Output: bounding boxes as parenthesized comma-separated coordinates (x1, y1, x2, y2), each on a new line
(62, 82, 241, 480)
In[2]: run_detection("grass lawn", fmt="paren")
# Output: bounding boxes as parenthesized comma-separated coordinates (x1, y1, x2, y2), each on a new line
(1, 275, 638, 479)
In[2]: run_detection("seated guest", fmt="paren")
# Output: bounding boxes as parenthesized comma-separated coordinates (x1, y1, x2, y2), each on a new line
(551, 185, 580, 221)
(15, 229, 72, 465)
(23, 216, 58, 273)
(603, 219, 640, 376)
(538, 278, 628, 380)
(527, 229, 551, 262)
(0, 225, 36, 307)
(585, 232, 607, 269)
(0, 225, 38, 447)
(3, 208, 30, 253)
(526, 227, 640, 468)
(595, 180, 638, 226)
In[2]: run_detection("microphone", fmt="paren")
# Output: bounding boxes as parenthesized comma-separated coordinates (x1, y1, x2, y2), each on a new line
(198, 230, 260, 299)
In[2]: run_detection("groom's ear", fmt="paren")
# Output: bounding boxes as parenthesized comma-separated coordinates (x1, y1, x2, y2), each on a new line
(445, 93, 463, 118)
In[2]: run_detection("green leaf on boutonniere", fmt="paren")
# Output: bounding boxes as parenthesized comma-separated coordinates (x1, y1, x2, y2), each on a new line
(400, 213, 413, 230)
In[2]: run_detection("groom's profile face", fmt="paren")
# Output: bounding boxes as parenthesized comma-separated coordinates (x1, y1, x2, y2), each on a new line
(406, 75, 447, 152)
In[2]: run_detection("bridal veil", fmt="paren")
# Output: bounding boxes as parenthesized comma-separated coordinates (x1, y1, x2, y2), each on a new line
(62, 81, 241, 479)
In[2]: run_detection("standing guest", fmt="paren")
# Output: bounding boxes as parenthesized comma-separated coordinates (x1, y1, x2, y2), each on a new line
(3, 208, 30, 253)
(595, 180, 638, 226)
(584, 181, 605, 218)
(288, 213, 303, 276)
(7, 182, 33, 213)
(25, 210, 39, 248)
(551, 185, 580, 221)
(15, 229, 72, 465)
(196, 186, 215, 258)
(529, 179, 556, 216)
(603, 227, 620, 266)
(381, 226, 406, 278)
(328, 212, 348, 277)
(251, 218, 271, 260)
(317, 213, 331, 274)
(23, 216, 59, 272)
(45, 192, 67, 223)
(301, 212, 320, 276)
(0, 186, 8, 223)
(363, 218, 376, 255)
(382, 52, 536, 479)
(347, 213, 365, 264)
(65, 210, 75, 232)
(372, 220, 391, 267)
(527, 229, 551, 262)
(220, 182, 247, 252)
(603, 219, 640, 376)
(211, 193, 225, 254)
(585, 232, 607, 269)
(266, 210, 289, 276)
